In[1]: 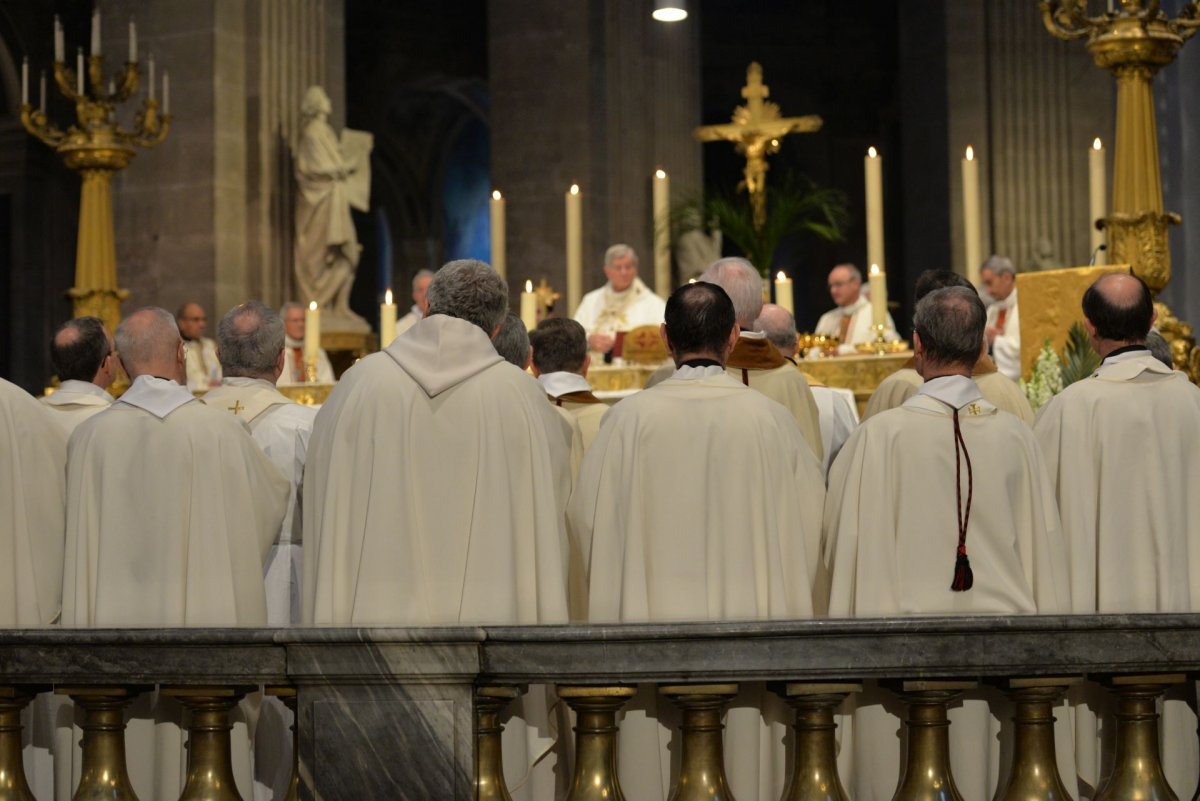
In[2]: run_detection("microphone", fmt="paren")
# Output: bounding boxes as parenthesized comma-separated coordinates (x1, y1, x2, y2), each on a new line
(1089, 243, 1107, 265)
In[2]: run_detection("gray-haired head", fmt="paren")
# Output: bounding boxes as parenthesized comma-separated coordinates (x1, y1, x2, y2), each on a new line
(604, 244, 638, 268)
(913, 286, 986, 372)
(425, 259, 509, 334)
(218, 301, 286, 379)
(755, 303, 798, 357)
(493, 313, 531, 369)
(115, 307, 183, 380)
(699, 257, 762, 328)
(982, 255, 1016, 277)
(1146, 330, 1174, 369)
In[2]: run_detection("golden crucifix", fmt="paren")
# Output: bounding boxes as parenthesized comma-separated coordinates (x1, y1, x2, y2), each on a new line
(694, 62, 823, 231)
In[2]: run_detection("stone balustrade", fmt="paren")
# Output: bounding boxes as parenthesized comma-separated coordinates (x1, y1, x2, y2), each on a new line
(0, 614, 1198, 800)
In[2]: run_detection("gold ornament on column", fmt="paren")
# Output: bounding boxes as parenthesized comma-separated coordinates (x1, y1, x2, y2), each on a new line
(20, 14, 170, 334)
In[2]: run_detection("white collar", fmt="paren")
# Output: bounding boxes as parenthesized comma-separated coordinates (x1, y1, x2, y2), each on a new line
(739, 330, 767, 340)
(284, 335, 303, 348)
(115, 375, 196, 419)
(838, 296, 868, 315)
(55, 379, 114, 402)
(993, 288, 1018, 310)
(409, 304, 421, 317)
(538, 371, 592, 397)
(221, 376, 279, 391)
(670, 364, 728, 381)
(916, 374, 984, 410)
(1101, 347, 1151, 367)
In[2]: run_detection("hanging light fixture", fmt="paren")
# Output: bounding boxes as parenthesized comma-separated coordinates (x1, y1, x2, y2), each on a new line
(652, 0, 688, 22)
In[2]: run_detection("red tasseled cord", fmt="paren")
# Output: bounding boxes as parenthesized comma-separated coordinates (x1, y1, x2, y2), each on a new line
(950, 408, 975, 592)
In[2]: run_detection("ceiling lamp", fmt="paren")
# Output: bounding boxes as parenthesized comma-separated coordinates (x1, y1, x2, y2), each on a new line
(652, 0, 688, 22)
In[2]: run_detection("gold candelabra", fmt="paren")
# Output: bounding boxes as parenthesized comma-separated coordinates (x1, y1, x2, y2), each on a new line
(1042, 0, 1200, 379)
(20, 14, 169, 335)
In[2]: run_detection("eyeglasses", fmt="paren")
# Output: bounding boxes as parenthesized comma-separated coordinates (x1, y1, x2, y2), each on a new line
(828, 280, 858, 289)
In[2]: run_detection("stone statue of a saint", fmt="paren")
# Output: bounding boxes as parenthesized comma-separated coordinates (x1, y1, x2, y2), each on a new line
(294, 86, 373, 330)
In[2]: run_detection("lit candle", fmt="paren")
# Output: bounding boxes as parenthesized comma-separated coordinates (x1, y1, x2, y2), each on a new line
(865, 147, 884, 272)
(163, 71, 170, 114)
(869, 263, 888, 328)
(380, 289, 397, 349)
(566, 183, 582, 316)
(962, 145, 982, 285)
(1089, 137, 1107, 265)
(653, 168, 671, 295)
(774, 271, 794, 315)
(91, 9, 101, 57)
(129, 19, 137, 63)
(21, 58, 28, 106)
(39, 71, 46, 111)
(54, 16, 64, 63)
(76, 48, 84, 96)
(521, 280, 538, 331)
(490, 190, 506, 279)
(304, 301, 320, 365)
(148, 54, 155, 101)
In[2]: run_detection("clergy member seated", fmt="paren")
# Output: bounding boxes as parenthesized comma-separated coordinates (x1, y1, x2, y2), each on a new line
(61, 307, 289, 801)
(277, 301, 336, 385)
(573, 243, 666, 355)
(396, 269, 434, 335)
(41, 316, 117, 435)
(569, 281, 825, 801)
(756, 302, 858, 475)
(821, 286, 1071, 801)
(981, 254, 1021, 380)
(203, 300, 319, 626)
(864, 269, 1034, 424)
(529, 317, 608, 449)
(177, 302, 222, 390)
(1035, 272, 1200, 798)
(811, 263, 898, 354)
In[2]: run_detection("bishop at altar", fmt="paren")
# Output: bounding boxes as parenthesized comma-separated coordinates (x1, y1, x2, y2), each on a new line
(812, 263, 898, 353)
(573, 243, 666, 354)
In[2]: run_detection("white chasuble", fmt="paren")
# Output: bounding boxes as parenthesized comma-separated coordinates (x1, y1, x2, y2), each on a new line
(864, 357, 1035, 425)
(811, 295, 898, 354)
(40, 379, 114, 436)
(725, 333, 824, 462)
(573, 277, 666, 337)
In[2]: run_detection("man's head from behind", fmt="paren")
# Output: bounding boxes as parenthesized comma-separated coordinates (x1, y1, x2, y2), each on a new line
(493, 312, 531, 370)
(115, 307, 186, 383)
(912, 286, 987, 378)
(755, 303, 798, 359)
(662, 282, 738, 367)
(603, 244, 639, 293)
(529, 317, 589, 377)
(218, 301, 286, 381)
(1082, 272, 1155, 353)
(980, 255, 1016, 301)
(51, 316, 116, 389)
(828, 263, 862, 308)
(425, 260, 508, 336)
(176, 302, 208, 341)
(699, 257, 762, 329)
(914, 269, 974, 303)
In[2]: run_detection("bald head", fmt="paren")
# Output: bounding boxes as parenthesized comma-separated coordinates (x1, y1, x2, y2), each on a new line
(218, 301, 286, 380)
(1082, 272, 1155, 354)
(699, 257, 762, 328)
(115, 307, 185, 382)
(755, 303, 798, 358)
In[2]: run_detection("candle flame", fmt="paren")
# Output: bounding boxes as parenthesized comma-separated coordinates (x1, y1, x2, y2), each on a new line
(385, 289, 393, 305)
(655, 169, 666, 179)
(868, 146, 878, 158)
(569, 184, 579, 195)
(776, 271, 787, 281)
(525, 280, 533, 293)
(492, 190, 502, 200)
(1093, 137, 1102, 150)
(965, 145, 975, 161)
(870, 263, 882, 275)
(688, 278, 696, 284)
(308, 301, 317, 311)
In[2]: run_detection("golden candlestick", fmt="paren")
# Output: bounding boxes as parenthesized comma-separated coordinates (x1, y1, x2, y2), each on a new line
(21, 43, 169, 335)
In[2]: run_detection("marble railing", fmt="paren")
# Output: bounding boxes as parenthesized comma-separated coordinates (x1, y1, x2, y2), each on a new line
(2, 615, 1199, 801)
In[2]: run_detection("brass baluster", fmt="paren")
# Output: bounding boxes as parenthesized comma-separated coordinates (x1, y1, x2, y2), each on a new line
(559, 685, 636, 801)
(1095, 675, 1185, 801)
(888, 680, 975, 801)
(162, 686, 254, 801)
(775, 682, 861, 801)
(0, 687, 40, 801)
(476, 686, 521, 801)
(60, 686, 146, 801)
(264, 687, 298, 801)
(996, 678, 1077, 801)
(660, 683, 739, 801)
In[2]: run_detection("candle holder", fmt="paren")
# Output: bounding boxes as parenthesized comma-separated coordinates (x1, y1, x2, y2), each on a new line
(871, 323, 888, 355)
(305, 358, 318, 384)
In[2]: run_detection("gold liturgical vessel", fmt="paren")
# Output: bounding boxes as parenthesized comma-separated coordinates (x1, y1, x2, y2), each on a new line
(888, 680, 975, 801)
(476, 686, 521, 801)
(776, 683, 861, 801)
(59, 686, 146, 801)
(559, 685, 637, 801)
(661, 683, 739, 801)
(20, 14, 170, 334)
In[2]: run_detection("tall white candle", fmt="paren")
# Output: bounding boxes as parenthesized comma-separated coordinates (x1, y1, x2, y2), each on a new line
(566, 183, 582, 315)
(76, 49, 84, 96)
(774, 271, 794, 315)
(304, 301, 320, 365)
(1089, 137, 1107, 265)
(869, 263, 888, 327)
(490, 190, 506, 279)
(653, 169, 671, 295)
(54, 16, 64, 63)
(21, 58, 28, 106)
(91, 9, 101, 56)
(865, 147, 884, 272)
(521, 280, 538, 331)
(129, 19, 137, 63)
(380, 289, 397, 349)
(962, 146, 982, 285)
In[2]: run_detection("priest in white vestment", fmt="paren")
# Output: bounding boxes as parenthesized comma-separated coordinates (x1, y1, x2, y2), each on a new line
(570, 281, 825, 801)
(60, 307, 289, 801)
(811, 263, 898, 355)
(177, 302, 222, 391)
(821, 286, 1073, 801)
(41, 317, 116, 435)
(396, 269, 433, 335)
(304, 260, 574, 800)
(756, 303, 858, 474)
(529, 317, 608, 449)
(981, 256, 1021, 380)
(276, 302, 336, 385)
(1035, 272, 1200, 800)
(573, 244, 666, 355)
(865, 270, 1034, 424)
